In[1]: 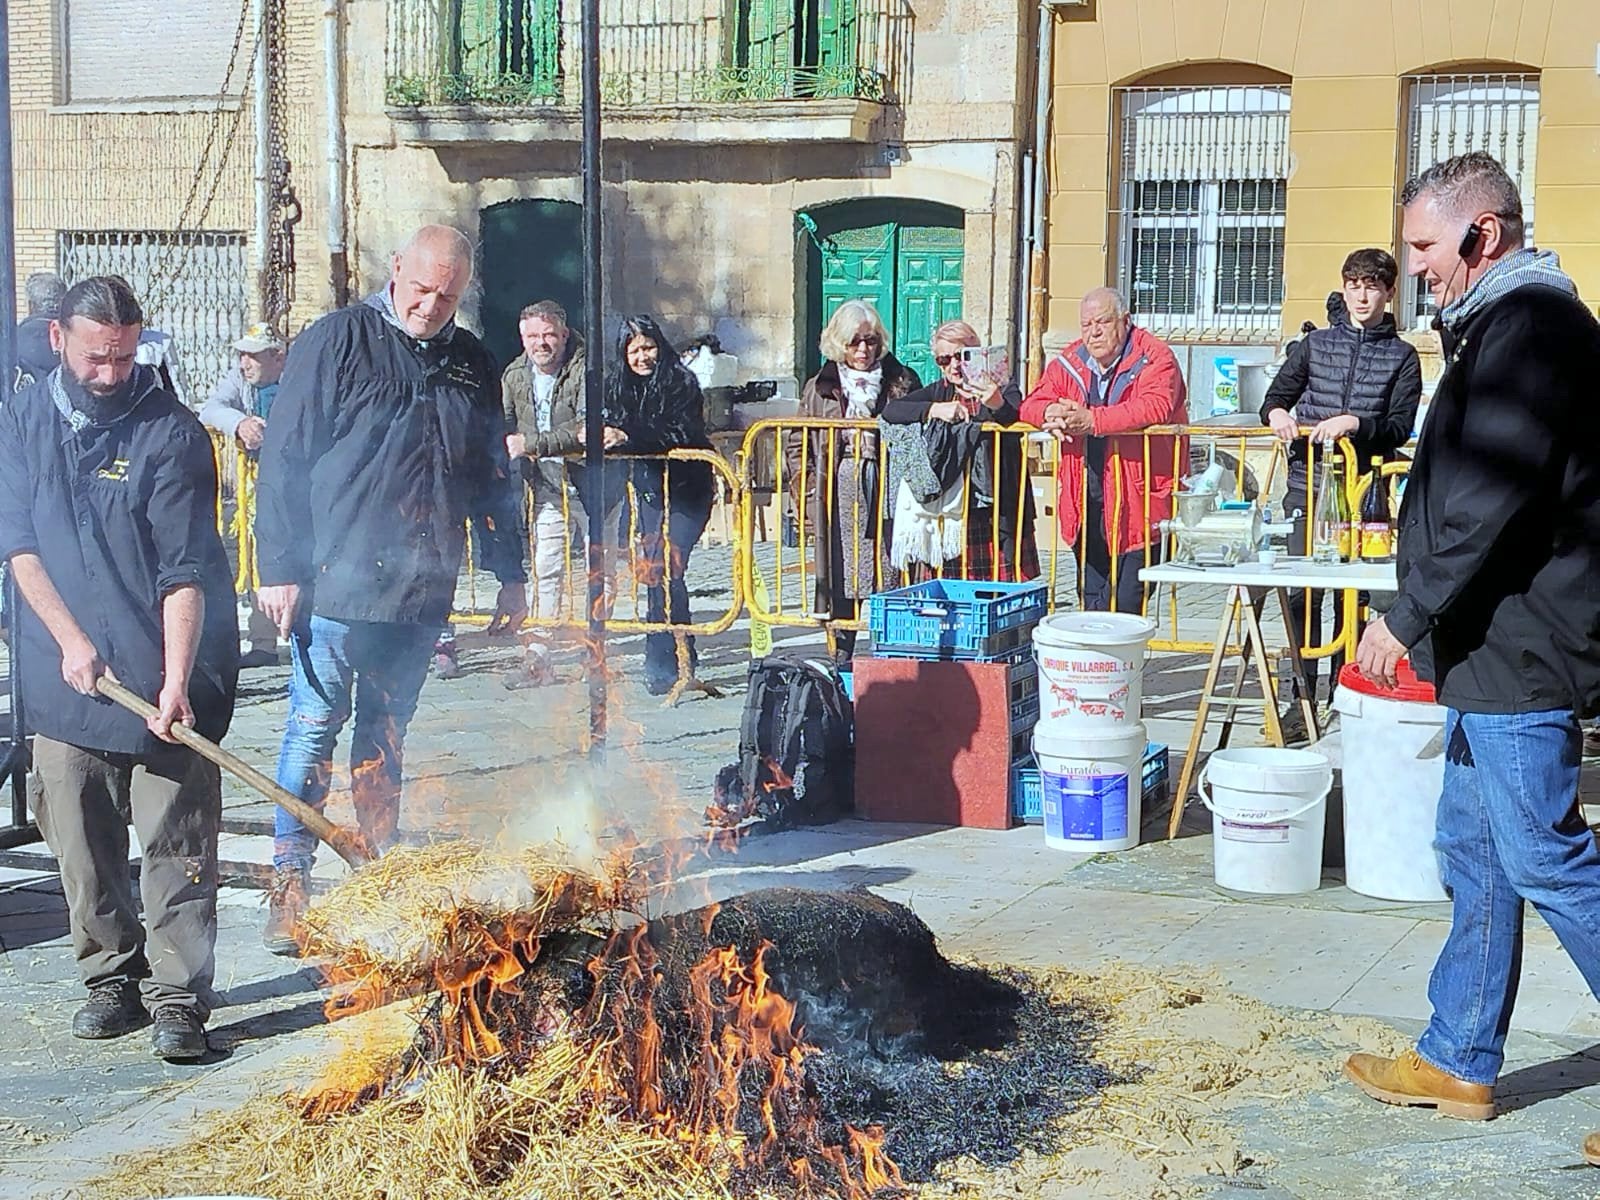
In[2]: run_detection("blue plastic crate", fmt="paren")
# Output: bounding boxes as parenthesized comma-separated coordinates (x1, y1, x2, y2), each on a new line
(1012, 743, 1169, 826)
(869, 579, 1047, 659)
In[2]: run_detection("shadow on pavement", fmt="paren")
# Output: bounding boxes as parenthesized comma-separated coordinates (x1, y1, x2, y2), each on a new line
(1496, 1044, 1600, 1114)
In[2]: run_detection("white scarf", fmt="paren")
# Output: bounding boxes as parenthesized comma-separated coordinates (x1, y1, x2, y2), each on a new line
(889, 478, 966, 570)
(838, 364, 883, 419)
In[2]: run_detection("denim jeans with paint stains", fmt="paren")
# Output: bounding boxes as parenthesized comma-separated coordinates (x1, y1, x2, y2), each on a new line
(1416, 708, 1600, 1084)
(271, 614, 437, 871)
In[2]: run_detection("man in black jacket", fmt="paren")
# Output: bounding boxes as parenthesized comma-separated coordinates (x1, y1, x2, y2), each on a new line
(253, 224, 526, 953)
(1261, 248, 1422, 706)
(1344, 153, 1600, 1151)
(0, 277, 238, 1059)
(14, 271, 66, 384)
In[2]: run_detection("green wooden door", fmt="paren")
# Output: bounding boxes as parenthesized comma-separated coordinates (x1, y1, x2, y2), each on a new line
(479, 199, 585, 368)
(803, 204, 965, 385)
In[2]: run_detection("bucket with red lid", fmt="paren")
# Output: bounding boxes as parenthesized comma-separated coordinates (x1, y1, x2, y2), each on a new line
(1332, 660, 1448, 902)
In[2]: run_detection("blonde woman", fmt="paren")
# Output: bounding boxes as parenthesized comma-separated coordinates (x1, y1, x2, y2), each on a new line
(785, 300, 921, 658)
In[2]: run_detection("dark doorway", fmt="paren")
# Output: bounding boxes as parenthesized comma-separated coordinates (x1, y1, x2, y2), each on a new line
(478, 198, 585, 368)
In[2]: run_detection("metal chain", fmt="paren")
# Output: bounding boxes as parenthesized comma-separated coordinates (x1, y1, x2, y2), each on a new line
(262, 0, 300, 333)
(145, 0, 259, 313)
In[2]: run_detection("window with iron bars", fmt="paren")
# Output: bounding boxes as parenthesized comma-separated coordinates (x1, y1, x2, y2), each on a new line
(58, 230, 251, 406)
(1113, 84, 1290, 344)
(1402, 71, 1540, 329)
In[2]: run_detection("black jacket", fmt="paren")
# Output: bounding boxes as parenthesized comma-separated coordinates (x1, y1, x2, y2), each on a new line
(1387, 284, 1600, 716)
(0, 368, 238, 752)
(254, 299, 525, 627)
(1261, 312, 1422, 478)
(14, 316, 57, 384)
(604, 318, 714, 506)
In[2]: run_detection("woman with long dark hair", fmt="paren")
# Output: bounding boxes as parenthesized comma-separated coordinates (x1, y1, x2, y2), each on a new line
(604, 315, 715, 694)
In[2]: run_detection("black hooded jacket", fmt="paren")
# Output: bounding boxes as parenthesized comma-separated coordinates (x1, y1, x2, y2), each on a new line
(604, 316, 714, 505)
(1389, 283, 1600, 716)
(1260, 293, 1422, 479)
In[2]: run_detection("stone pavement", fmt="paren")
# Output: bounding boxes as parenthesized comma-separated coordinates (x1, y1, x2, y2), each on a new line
(5, 568, 1600, 1198)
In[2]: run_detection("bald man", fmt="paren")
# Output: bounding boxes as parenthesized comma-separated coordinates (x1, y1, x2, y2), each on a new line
(253, 224, 526, 952)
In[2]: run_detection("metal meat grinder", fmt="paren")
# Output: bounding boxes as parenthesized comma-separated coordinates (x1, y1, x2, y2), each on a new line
(1160, 490, 1293, 566)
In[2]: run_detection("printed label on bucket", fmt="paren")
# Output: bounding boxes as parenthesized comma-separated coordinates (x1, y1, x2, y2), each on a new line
(1041, 770, 1130, 841)
(1037, 652, 1135, 721)
(1219, 817, 1291, 844)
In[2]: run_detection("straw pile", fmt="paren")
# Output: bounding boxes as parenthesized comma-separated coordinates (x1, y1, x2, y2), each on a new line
(297, 841, 639, 988)
(78, 958, 1409, 1200)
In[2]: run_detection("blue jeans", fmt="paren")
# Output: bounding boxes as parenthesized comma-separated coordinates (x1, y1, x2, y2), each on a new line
(272, 614, 437, 871)
(1416, 708, 1600, 1084)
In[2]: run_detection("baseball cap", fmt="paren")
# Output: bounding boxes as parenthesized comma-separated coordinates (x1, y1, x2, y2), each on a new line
(234, 323, 284, 354)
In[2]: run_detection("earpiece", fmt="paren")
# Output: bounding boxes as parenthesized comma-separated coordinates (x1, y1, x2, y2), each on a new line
(1458, 223, 1484, 259)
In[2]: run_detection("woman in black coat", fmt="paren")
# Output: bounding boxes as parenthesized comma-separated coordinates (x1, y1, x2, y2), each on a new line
(604, 315, 715, 693)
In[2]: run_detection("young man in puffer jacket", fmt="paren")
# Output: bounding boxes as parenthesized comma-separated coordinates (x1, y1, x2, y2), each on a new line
(1260, 248, 1423, 708)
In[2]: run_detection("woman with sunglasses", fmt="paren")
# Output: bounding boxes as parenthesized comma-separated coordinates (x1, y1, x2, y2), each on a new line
(880, 319, 1039, 582)
(786, 300, 922, 659)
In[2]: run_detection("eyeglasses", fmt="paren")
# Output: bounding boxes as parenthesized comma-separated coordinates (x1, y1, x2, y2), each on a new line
(934, 353, 958, 367)
(846, 333, 882, 348)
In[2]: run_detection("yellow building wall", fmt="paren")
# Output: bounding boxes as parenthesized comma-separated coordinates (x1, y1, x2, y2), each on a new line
(1045, 0, 1600, 344)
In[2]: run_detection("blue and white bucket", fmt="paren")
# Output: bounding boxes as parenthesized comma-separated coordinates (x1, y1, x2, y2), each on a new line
(1033, 722, 1149, 852)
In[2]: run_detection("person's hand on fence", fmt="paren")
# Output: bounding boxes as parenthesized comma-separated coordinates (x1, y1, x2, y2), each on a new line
(506, 432, 528, 460)
(487, 583, 529, 637)
(1356, 617, 1406, 689)
(1049, 403, 1094, 437)
(603, 426, 629, 450)
(1310, 414, 1361, 444)
(1267, 408, 1299, 443)
(256, 583, 302, 639)
(927, 400, 969, 423)
(236, 415, 267, 451)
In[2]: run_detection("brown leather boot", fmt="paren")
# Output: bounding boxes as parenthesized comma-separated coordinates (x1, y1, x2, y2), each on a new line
(263, 866, 310, 957)
(1584, 1130, 1600, 1166)
(1345, 1049, 1495, 1120)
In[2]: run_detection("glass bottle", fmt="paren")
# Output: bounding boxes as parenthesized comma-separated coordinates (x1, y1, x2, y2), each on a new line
(1333, 454, 1355, 561)
(1359, 457, 1395, 562)
(1311, 455, 1341, 562)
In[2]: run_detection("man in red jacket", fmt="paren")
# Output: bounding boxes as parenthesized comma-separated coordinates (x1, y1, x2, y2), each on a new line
(1020, 287, 1188, 613)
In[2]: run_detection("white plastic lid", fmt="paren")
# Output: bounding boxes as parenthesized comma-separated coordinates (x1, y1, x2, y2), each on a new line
(1033, 611, 1157, 647)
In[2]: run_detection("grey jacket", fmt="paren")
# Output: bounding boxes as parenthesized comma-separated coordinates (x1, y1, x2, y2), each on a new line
(502, 336, 586, 505)
(199, 366, 265, 439)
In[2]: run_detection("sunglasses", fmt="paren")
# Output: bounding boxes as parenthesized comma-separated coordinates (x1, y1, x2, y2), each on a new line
(934, 353, 964, 367)
(846, 333, 882, 347)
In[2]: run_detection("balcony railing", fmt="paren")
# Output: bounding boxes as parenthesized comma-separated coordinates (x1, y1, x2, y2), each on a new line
(387, 0, 908, 109)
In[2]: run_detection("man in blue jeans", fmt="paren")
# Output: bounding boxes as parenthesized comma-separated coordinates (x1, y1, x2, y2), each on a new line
(1346, 152, 1600, 1162)
(253, 224, 526, 954)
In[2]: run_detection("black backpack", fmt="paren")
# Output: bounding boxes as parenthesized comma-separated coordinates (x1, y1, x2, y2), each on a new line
(711, 650, 854, 829)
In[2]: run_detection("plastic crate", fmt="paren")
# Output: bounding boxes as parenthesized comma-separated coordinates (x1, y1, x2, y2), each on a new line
(1012, 743, 1169, 826)
(869, 579, 1047, 659)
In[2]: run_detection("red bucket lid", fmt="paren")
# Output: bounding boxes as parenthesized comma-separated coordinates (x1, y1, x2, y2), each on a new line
(1338, 659, 1436, 703)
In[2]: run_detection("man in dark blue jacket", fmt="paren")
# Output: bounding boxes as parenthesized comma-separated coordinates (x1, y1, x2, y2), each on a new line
(253, 224, 526, 952)
(1345, 154, 1600, 1155)
(0, 276, 238, 1059)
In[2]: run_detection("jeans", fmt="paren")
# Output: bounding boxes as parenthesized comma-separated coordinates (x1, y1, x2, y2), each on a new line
(637, 485, 713, 684)
(272, 614, 437, 870)
(1416, 708, 1600, 1084)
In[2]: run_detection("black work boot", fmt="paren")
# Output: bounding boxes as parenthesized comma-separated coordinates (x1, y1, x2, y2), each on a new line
(263, 865, 310, 956)
(150, 1005, 208, 1060)
(72, 981, 149, 1040)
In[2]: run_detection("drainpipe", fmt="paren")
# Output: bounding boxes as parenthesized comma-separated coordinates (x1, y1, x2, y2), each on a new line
(1016, 150, 1034, 373)
(324, 0, 349, 307)
(1027, 3, 1055, 381)
(254, 0, 272, 324)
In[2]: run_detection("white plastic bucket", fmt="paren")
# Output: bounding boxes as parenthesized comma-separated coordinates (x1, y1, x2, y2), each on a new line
(1333, 685, 1448, 902)
(1032, 612, 1156, 731)
(1199, 748, 1332, 894)
(1034, 722, 1149, 853)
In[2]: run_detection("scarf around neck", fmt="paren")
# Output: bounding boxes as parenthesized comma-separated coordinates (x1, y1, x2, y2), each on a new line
(838, 364, 883, 419)
(1439, 247, 1578, 332)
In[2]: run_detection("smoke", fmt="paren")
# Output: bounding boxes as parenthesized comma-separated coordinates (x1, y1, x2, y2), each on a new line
(494, 771, 610, 878)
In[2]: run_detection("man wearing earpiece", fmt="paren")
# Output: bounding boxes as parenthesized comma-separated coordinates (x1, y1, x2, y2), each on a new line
(1344, 152, 1600, 1161)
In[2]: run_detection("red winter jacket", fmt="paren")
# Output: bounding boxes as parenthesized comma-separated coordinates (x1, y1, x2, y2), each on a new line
(1019, 326, 1188, 555)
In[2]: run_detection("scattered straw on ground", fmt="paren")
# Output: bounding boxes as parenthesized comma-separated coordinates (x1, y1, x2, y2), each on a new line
(80, 961, 1408, 1200)
(297, 841, 637, 987)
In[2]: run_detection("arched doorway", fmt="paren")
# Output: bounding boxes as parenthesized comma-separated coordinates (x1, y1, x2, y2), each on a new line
(800, 199, 965, 385)
(478, 198, 585, 367)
